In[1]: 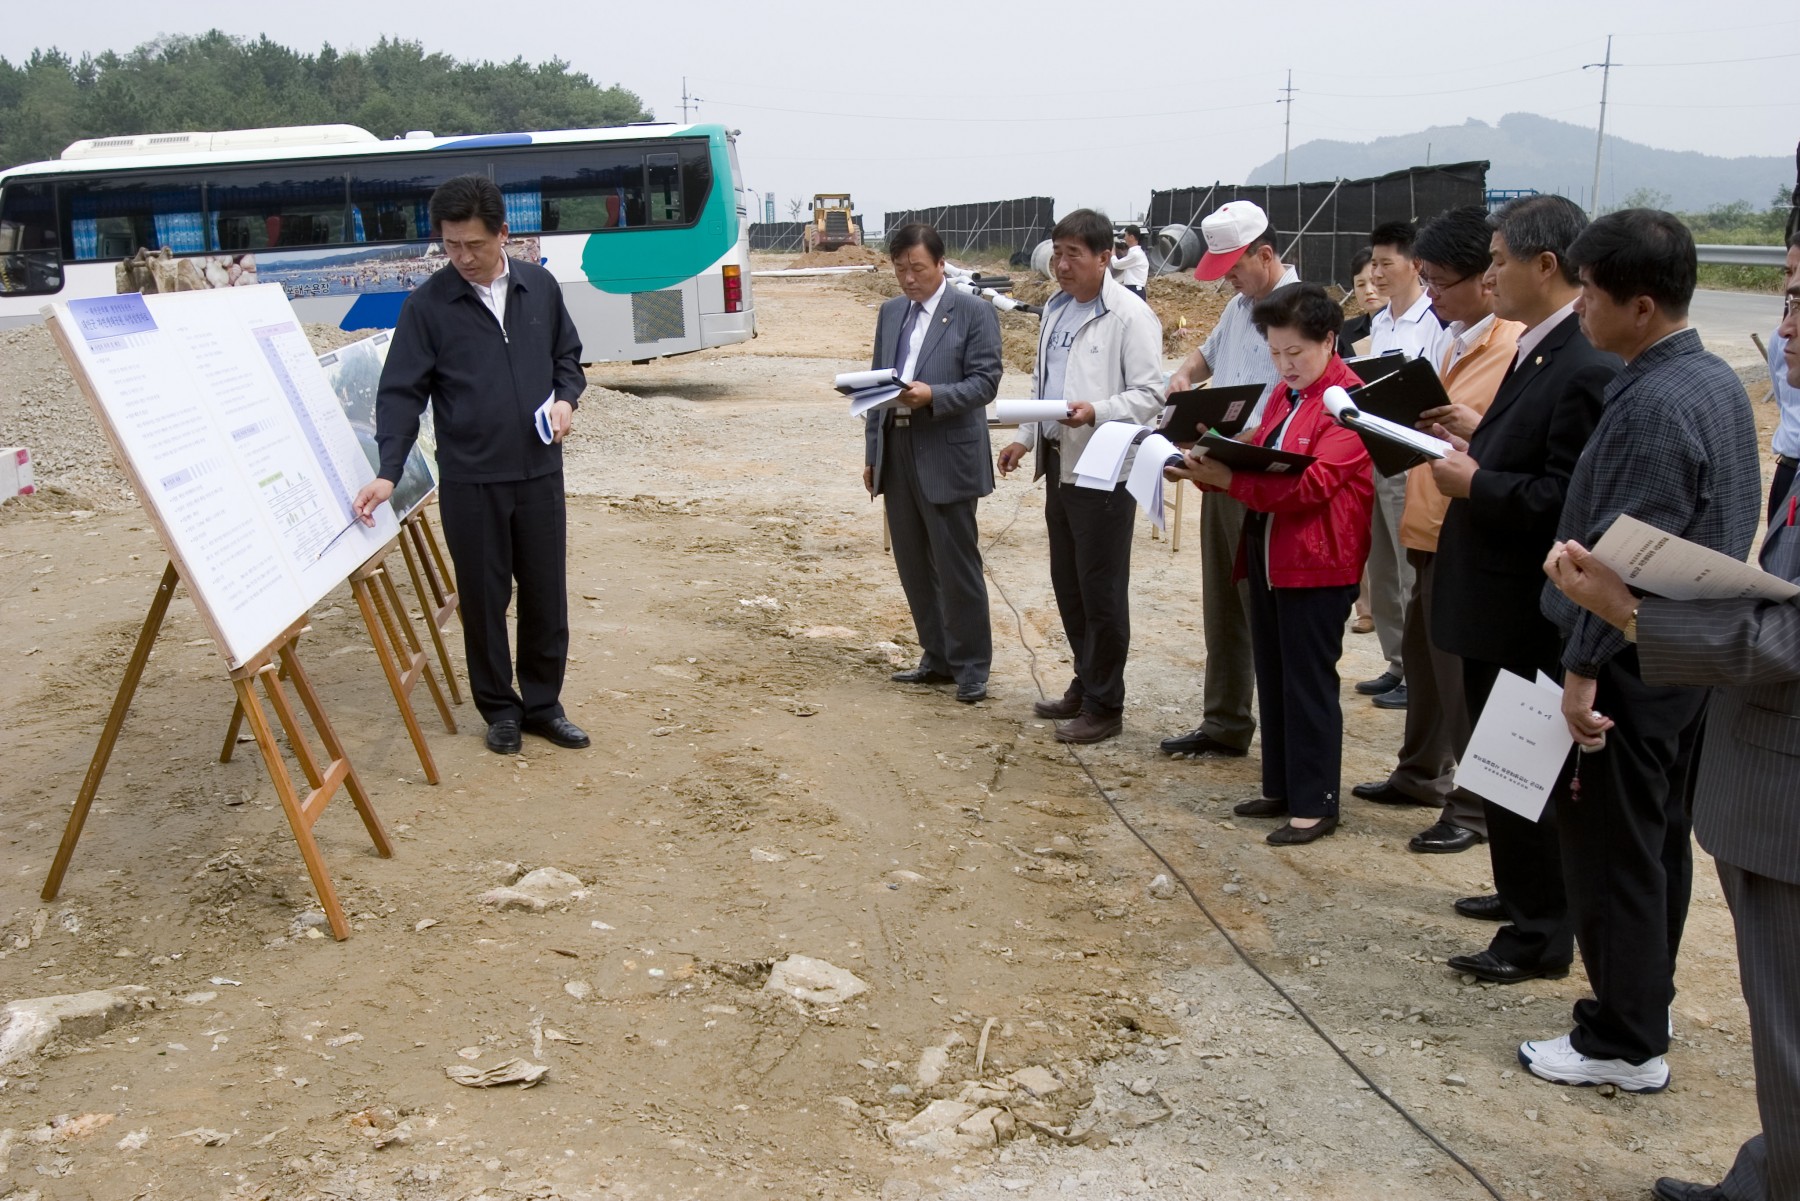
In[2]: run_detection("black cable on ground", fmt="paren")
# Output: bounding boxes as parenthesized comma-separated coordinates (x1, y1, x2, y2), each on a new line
(977, 484, 1509, 1201)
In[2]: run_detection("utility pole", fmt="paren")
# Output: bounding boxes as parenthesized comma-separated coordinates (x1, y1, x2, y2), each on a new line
(1583, 36, 1616, 216)
(680, 77, 702, 123)
(1278, 69, 1295, 185)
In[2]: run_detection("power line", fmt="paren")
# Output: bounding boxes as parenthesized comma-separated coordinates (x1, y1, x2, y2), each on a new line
(701, 95, 1272, 125)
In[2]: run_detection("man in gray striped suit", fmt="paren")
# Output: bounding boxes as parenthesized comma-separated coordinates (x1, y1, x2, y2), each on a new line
(1546, 279, 1800, 1201)
(865, 222, 1004, 703)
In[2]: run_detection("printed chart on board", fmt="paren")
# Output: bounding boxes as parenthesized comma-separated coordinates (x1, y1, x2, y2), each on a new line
(48, 284, 400, 668)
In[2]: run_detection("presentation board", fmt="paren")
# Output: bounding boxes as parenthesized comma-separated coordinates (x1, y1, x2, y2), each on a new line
(316, 330, 438, 522)
(48, 285, 401, 668)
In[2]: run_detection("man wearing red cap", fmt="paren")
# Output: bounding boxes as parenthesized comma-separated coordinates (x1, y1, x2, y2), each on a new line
(1161, 201, 1298, 762)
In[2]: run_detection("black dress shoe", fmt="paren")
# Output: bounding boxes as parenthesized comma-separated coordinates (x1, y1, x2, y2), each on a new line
(1453, 893, 1506, 921)
(522, 715, 591, 749)
(1371, 684, 1409, 710)
(891, 665, 954, 685)
(1233, 796, 1290, 818)
(1409, 820, 1485, 854)
(1267, 816, 1338, 845)
(485, 719, 522, 755)
(1445, 949, 1570, 984)
(1652, 1178, 1727, 1201)
(1351, 780, 1436, 806)
(955, 681, 987, 703)
(1159, 727, 1249, 758)
(1355, 670, 1402, 696)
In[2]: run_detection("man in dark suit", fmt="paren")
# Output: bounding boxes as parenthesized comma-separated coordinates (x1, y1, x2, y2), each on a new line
(1522, 209, 1762, 1094)
(865, 222, 1004, 703)
(1426, 194, 1616, 983)
(1546, 278, 1800, 1198)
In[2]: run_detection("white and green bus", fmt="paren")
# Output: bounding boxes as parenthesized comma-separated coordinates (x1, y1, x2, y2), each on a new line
(0, 121, 755, 362)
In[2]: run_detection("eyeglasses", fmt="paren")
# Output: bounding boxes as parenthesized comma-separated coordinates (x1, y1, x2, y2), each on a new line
(1420, 270, 1474, 293)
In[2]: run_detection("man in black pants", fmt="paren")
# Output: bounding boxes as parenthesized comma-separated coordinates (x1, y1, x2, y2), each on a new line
(1520, 209, 1762, 1092)
(1428, 195, 1615, 983)
(352, 174, 589, 757)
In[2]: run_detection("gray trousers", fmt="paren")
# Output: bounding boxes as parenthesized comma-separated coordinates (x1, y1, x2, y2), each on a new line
(1386, 549, 1484, 833)
(1716, 860, 1800, 1201)
(1199, 491, 1256, 750)
(1367, 470, 1413, 679)
(882, 429, 992, 686)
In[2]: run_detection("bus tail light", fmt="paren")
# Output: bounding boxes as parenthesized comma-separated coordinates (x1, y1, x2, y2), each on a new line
(723, 264, 743, 313)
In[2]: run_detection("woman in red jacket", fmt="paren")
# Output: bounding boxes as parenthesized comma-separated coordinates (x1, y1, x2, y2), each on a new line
(1168, 283, 1374, 844)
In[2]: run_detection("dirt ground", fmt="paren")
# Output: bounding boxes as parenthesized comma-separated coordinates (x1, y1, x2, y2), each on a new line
(0, 258, 1785, 1201)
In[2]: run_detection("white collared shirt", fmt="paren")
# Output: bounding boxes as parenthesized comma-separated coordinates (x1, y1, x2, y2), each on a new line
(471, 256, 511, 330)
(898, 278, 949, 381)
(1514, 298, 1578, 367)
(1371, 290, 1442, 361)
(1436, 312, 1497, 374)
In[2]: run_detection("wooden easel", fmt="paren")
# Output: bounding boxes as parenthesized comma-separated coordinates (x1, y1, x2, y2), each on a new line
(42, 563, 393, 940)
(219, 539, 455, 783)
(396, 501, 463, 705)
(1149, 484, 1187, 551)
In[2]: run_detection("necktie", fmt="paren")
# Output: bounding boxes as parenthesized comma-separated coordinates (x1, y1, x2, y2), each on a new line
(893, 302, 922, 373)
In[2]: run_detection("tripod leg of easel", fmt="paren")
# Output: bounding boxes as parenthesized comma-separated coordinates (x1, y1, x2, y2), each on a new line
(419, 509, 462, 629)
(882, 510, 891, 554)
(401, 514, 463, 706)
(42, 563, 178, 902)
(380, 562, 454, 736)
(1172, 486, 1185, 553)
(236, 667, 351, 941)
(219, 656, 290, 765)
(280, 641, 393, 862)
(351, 570, 440, 785)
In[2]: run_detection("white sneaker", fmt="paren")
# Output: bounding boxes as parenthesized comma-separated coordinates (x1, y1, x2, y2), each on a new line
(1518, 1034, 1670, 1093)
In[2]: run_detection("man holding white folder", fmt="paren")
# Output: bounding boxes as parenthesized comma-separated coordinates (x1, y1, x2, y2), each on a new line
(1522, 209, 1762, 1094)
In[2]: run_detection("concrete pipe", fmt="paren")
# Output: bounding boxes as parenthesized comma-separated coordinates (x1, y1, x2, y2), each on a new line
(1029, 239, 1054, 278)
(1149, 225, 1201, 275)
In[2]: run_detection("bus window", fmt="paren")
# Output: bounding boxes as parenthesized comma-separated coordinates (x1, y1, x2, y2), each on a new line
(0, 181, 63, 295)
(208, 166, 349, 251)
(60, 177, 205, 261)
(351, 163, 458, 243)
(645, 153, 682, 224)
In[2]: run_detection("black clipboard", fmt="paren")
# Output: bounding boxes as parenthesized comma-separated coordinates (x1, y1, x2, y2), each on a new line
(1156, 384, 1265, 444)
(1340, 358, 1453, 477)
(1345, 351, 1408, 385)
(1196, 431, 1315, 475)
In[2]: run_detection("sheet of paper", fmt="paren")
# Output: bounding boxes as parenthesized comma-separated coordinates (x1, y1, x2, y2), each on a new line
(317, 331, 438, 523)
(1125, 432, 1179, 531)
(994, 399, 1072, 423)
(1591, 513, 1800, 602)
(1071, 421, 1145, 490)
(850, 388, 903, 417)
(535, 394, 556, 445)
(1453, 670, 1572, 822)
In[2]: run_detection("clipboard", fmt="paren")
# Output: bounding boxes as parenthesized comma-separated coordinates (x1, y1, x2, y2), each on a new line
(1345, 358, 1453, 477)
(1156, 384, 1265, 444)
(1196, 431, 1316, 475)
(1345, 351, 1408, 385)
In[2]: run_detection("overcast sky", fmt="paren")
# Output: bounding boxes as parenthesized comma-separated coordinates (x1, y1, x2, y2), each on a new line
(7, 1, 1795, 224)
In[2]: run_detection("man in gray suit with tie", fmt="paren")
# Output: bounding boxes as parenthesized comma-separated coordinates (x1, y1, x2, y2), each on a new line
(865, 222, 1004, 703)
(1545, 280, 1800, 1201)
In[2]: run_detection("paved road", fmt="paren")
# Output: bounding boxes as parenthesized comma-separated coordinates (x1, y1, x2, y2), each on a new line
(1691, 288, 1783, 368)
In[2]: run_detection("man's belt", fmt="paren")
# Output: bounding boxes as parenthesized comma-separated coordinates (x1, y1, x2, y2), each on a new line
(1778, 453, 1798, 469)
(890, 410, 910, 428)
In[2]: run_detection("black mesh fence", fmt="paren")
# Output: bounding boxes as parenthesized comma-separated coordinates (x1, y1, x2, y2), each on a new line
(1147, 161, 1489, 289)
(748, 216, 866, 252)
(881, 196, 1055, 264)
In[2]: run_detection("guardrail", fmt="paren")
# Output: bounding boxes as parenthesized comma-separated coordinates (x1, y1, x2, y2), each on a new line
(1695, 244, 1788, 267)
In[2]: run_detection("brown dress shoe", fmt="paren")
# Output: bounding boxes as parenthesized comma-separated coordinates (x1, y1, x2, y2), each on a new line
(1054, 712, 1121, 743)
(1033, 694, 1082, 720)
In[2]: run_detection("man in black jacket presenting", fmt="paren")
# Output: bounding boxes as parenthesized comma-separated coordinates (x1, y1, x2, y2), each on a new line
(351, 175, 589, 756)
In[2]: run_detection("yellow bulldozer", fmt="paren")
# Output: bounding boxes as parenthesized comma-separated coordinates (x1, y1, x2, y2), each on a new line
(802, 193, 862, 252)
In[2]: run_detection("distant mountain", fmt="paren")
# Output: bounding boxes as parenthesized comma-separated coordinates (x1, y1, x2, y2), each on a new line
(1246, 112, 1789, 212)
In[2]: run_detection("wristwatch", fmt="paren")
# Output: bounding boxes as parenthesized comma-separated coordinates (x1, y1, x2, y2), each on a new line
(1622, 606, 1639, 643)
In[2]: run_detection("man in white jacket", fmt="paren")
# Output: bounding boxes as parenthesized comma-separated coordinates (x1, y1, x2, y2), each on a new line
(998, 209, 1166, 743)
